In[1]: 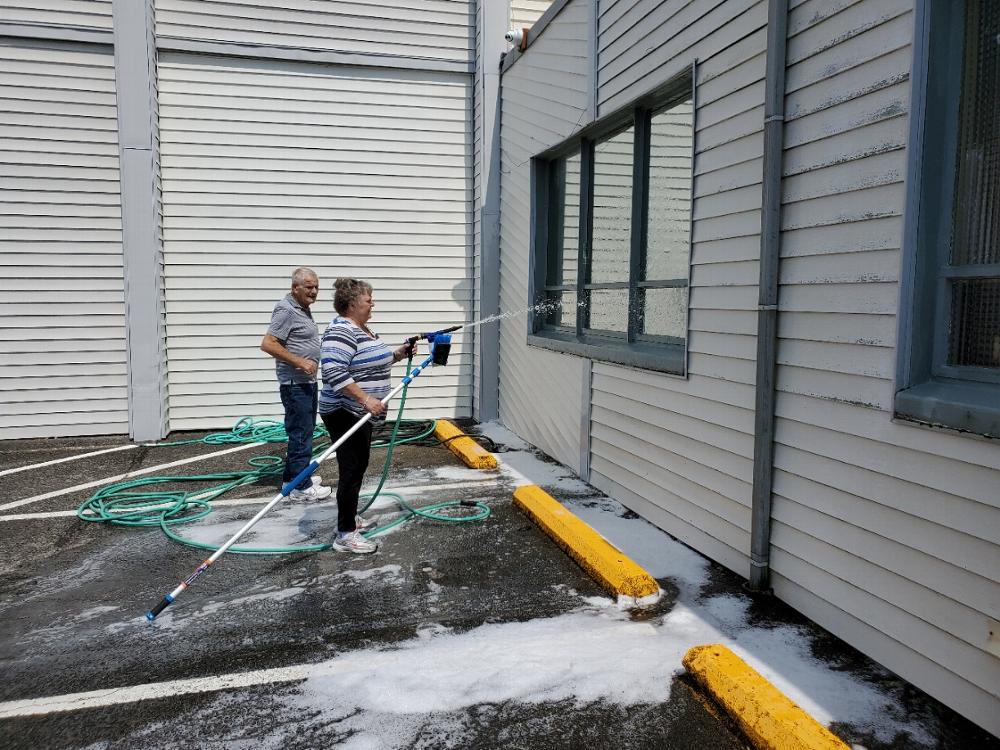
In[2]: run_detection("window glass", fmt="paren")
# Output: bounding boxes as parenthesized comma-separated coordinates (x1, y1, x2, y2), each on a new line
(544, 152, 581, 329)
(587, 288, 629, 333)
(591, 128, 634, 284)
(561, 153, 582, 287)
(643, 287, 688, 338)
(645, 102, 694, 282)
(946, 0, 999, 370)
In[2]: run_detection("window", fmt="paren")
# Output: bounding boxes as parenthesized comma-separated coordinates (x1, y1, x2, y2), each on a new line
(896, 0, 1000, 438)
(530, 69, 694, 374)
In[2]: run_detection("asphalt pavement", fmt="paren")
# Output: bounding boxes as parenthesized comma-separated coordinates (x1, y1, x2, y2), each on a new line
(0, 426, 750, 749)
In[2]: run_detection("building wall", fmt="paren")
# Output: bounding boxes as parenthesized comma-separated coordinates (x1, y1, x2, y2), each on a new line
(0, 0, 112, 29)
(497, 0, 1000, 734)
(498, 0, 592, 472)
(770, 0, 1000, 730)
(155, 0, 474, 63)
(156, 53, 473, 428)
(589, 0, 768, 574)
(0, 38, 129, 439)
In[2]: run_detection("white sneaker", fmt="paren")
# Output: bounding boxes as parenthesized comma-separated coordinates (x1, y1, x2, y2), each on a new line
(355, 514, 376, 532)
(332, 531, 378, 554)
(288, 480, 332, 502)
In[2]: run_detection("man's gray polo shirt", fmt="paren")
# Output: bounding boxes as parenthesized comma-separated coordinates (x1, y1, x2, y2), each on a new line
(267, 294, 320, 384)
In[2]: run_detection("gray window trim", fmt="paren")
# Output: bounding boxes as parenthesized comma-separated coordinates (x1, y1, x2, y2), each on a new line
(895, 0, 1000, 438)
(528, 66, 695, 376)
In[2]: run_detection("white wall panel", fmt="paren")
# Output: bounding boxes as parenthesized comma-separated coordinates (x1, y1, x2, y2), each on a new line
(158, 53, 473, 430)
(0, 0, 112, 30)
(498, 0, 590, 472)
(155, 0, 474, 64)
(0, 41, 127, 439)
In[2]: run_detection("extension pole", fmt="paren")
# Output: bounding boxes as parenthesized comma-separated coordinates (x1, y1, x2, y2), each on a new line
(145, 351, 438, 621)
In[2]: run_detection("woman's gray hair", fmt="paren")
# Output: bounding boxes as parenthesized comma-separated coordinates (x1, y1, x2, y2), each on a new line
(333, 277, 373, 314)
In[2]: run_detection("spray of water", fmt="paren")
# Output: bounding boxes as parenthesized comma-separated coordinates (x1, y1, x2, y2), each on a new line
(454, 298, 589, 332)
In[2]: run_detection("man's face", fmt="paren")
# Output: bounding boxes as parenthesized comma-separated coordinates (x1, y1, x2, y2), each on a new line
(291, 275, 319, 308)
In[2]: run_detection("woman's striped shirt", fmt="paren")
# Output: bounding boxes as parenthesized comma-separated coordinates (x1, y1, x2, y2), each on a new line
(319, 316, 393, 420)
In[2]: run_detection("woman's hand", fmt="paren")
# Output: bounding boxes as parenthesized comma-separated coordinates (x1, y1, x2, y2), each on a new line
(363, 395, 386, 417)
(394, 340, 418, 362)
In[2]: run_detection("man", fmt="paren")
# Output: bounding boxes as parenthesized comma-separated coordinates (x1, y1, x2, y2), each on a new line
(261, 267, 332, 501)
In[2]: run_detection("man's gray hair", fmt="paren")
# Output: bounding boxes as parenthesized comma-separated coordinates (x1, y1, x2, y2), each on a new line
(291, 267, 318, 286)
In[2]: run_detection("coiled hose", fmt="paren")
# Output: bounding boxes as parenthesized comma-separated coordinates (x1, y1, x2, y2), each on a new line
(77, 370, 491, 554)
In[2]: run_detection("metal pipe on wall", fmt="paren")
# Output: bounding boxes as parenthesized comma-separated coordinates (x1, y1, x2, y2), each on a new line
(748, 0, 790, 592)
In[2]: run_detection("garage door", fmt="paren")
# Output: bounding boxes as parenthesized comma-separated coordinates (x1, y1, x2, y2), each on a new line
(0, 40, 128, 440)
(157, 53, 473, 430)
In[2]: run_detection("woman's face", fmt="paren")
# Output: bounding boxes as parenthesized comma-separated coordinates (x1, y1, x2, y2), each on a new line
(349, 292, 374, 324)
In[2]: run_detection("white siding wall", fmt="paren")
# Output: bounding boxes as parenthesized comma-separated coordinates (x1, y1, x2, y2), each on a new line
(0, 0, 112, 30)
(154, 0, 474, 64)
(498, 0, 591, 471)
(473, 0, 483, 418)
(589, 0, 768, 574)
(158, 53, 473, 429)
(772, 0, 1000, 732)
(510, 1, 553, 31)
(0, 41, 128, 439)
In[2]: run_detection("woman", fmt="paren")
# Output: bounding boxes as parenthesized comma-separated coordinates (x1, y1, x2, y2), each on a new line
(319, 278, 416, 554)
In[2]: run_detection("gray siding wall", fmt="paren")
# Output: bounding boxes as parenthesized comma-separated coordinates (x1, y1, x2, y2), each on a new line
(157, 53, 473, 429)
(155, 0, 474, 64)
(498, 0, 592, 472)
(0, 0, 113, 30)
(589, 0, 768, 575)
(0, 39, 129, 439)
(771, 0, 1000, 732)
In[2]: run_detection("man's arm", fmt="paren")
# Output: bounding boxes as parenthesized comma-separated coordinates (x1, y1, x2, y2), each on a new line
(260, 333, 317, 377)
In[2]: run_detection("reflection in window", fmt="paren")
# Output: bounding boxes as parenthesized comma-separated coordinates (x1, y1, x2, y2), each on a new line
(643, 102, 693, 338)
(591, 128, 633, 285)
(533, 71, 694, 374)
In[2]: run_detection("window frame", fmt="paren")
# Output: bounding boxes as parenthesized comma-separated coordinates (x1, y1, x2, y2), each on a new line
(895, 0, 1000, 438)
(528, 66, 696, 376)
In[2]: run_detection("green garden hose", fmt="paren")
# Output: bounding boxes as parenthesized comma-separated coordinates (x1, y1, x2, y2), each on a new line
(77, 369, 491, 554)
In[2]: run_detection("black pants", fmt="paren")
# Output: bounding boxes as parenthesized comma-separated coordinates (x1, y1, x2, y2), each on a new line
(320, 409, 373, 533)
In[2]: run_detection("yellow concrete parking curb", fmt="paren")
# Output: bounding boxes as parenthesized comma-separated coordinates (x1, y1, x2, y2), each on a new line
(433, 419, 498, 470)
(683, 644, 850, 750)
(513, 484, 660, 601)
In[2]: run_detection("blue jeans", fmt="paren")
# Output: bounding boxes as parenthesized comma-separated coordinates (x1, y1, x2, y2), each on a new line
(279, 382, 318, 489)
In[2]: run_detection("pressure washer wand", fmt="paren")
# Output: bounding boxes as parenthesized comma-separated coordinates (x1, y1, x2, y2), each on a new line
(145, 349, 442, 622)
(405, 324, 463, 347)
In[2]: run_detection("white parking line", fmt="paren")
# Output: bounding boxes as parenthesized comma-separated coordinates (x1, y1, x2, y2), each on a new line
(0, 479, 502, 522)
(0, 652, 393, 719)
(0, 444, 139, 478)
(0, 442, 268, 513)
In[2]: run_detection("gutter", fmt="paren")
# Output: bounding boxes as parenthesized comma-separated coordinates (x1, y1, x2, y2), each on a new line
(748, 0, 789, 592)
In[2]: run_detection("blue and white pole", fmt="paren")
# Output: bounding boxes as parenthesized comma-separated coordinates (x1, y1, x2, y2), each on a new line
(145, 349, 441, 621)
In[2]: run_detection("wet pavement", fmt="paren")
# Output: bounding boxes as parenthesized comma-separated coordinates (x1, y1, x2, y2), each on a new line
(0, 426, 749, 749)
(1, 423, 996, 749)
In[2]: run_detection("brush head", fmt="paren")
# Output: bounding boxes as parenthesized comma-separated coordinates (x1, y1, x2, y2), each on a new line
(428, 333, 452, 366)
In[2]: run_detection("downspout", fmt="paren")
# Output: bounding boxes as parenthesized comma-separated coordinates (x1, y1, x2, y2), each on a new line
(748, 0, 789, 592)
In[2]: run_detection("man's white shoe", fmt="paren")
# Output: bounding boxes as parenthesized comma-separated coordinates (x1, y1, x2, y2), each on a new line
(332, 530, 378, 554)
(288, 479, 332, 502)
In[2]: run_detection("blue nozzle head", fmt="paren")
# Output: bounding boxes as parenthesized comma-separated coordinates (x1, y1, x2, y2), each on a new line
(428, 333, 452, 366)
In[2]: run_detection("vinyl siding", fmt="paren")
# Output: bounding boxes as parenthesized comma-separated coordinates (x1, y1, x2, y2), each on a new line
(588, 0, 768, 574)
(157, 52, 473, 429)
(510, 1, 553, 31)
(473, 0, 483, 418)
(498, 0, 590, 472)
(0, 40, 128, 439)
(771, 0, 1000, 734)
(0, 0, 113, 30)
(154, 0, 474, 64)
